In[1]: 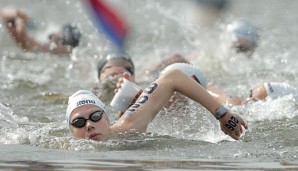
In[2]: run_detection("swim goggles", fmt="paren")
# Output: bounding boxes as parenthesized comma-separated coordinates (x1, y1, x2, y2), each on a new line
(235, 44, 252, 53)
(70, 110, 104, 128)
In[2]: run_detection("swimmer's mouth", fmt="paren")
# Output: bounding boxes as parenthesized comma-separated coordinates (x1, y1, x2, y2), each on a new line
(89, 133, 100, 140)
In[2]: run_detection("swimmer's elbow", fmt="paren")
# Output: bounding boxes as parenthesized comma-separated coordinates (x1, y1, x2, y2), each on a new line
(160, 68, 184, 78)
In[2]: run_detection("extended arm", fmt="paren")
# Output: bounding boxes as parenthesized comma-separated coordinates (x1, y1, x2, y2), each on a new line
(0, 7, 40, 51)
(0, 7, 70, 54)
(111, 69, 248, 140)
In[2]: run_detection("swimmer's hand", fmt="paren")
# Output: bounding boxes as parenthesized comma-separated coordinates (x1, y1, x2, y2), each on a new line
(114, 72, 134, 93)
(219, 112, 248, 140)
(1, 7, 29, 21)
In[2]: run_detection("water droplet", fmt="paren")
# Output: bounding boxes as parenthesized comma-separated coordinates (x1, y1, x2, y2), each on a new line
(230, 58, 236, 63)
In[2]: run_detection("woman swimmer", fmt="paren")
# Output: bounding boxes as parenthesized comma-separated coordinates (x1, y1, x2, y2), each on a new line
(66, 67, 248, 141)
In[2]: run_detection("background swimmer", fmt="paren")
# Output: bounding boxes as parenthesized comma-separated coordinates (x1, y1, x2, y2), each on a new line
(249, 82, 298, 101)
(93, 51, 135, 102)
(225, 18, 259, 57)
(0, 7, 81, 55)
(214, 82, 298, 105)
(93, 51, 192, 102)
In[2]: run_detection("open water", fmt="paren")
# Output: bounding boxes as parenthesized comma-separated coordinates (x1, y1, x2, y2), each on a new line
(0, 0, 298, 170)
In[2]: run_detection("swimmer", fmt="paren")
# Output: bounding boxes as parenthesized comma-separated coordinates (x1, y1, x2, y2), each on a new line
(248, 82, 298, 101)
(92, 51, 135, 102)
(93, 51, 192, 101)
(97, 51, 135, 82)
(226, 18, 259, 57)
(0, 7, 81, 54)
(66, 68, 248, 141)
(213, 82, 298, 105)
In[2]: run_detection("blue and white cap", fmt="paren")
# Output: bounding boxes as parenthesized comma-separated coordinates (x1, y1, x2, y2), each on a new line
(66, 90, 107, 123)
(161, 63, 207, 89)
(227, 18, 259, 46)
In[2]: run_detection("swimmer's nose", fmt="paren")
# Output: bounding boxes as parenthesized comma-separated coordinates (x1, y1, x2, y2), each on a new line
(86, 120, 95, 131)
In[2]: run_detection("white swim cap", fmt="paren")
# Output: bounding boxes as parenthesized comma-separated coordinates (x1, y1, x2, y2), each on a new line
(263, 82, 298, 99)
(161, 63, 207, 88)
(227, 19, 259, 46)
(66, 90, 107, 123)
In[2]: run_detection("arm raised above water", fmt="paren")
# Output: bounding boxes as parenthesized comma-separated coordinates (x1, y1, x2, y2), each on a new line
(0, 7, 39, 51)
(0, 7, 70, 54)
(111, 69, 248, 140)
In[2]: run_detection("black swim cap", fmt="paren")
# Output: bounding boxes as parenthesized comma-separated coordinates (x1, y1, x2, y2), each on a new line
(61, 24, 81, 47)
(97, 51, 135, 77)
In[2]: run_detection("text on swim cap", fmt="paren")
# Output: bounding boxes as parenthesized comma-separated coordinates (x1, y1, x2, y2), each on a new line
(76, 100, 96, 107)
(267, 83, 274, 93)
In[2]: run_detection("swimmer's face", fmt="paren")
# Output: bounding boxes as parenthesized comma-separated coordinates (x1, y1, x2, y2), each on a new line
(48, 32, 63, 44)
(69, 104, 110, 141)
(99, 59, 135, 81)
(249, 85, 267, 101)
(233, 38, 256, 57)
(47, 32, 72, 53)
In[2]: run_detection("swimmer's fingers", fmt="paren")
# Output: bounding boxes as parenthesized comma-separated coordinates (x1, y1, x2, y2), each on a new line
(118, 111, 124, 118)
(122, 72, 130, 79)
(1, 8, 28, 22)
(116, 77, 124, 88)
(123, 72, 134, 82)
(114, 72, 134, 94)
(17, 10, 30, 21)
(116, 72, 133, 90)
(0, 7, 18, 19)
(240, 116, 248, 130)
(114, 77, 126, 94)
(219, 112, 248, 140)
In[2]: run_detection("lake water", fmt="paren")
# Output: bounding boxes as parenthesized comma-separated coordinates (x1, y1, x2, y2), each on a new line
(0, 0, 298, 170)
